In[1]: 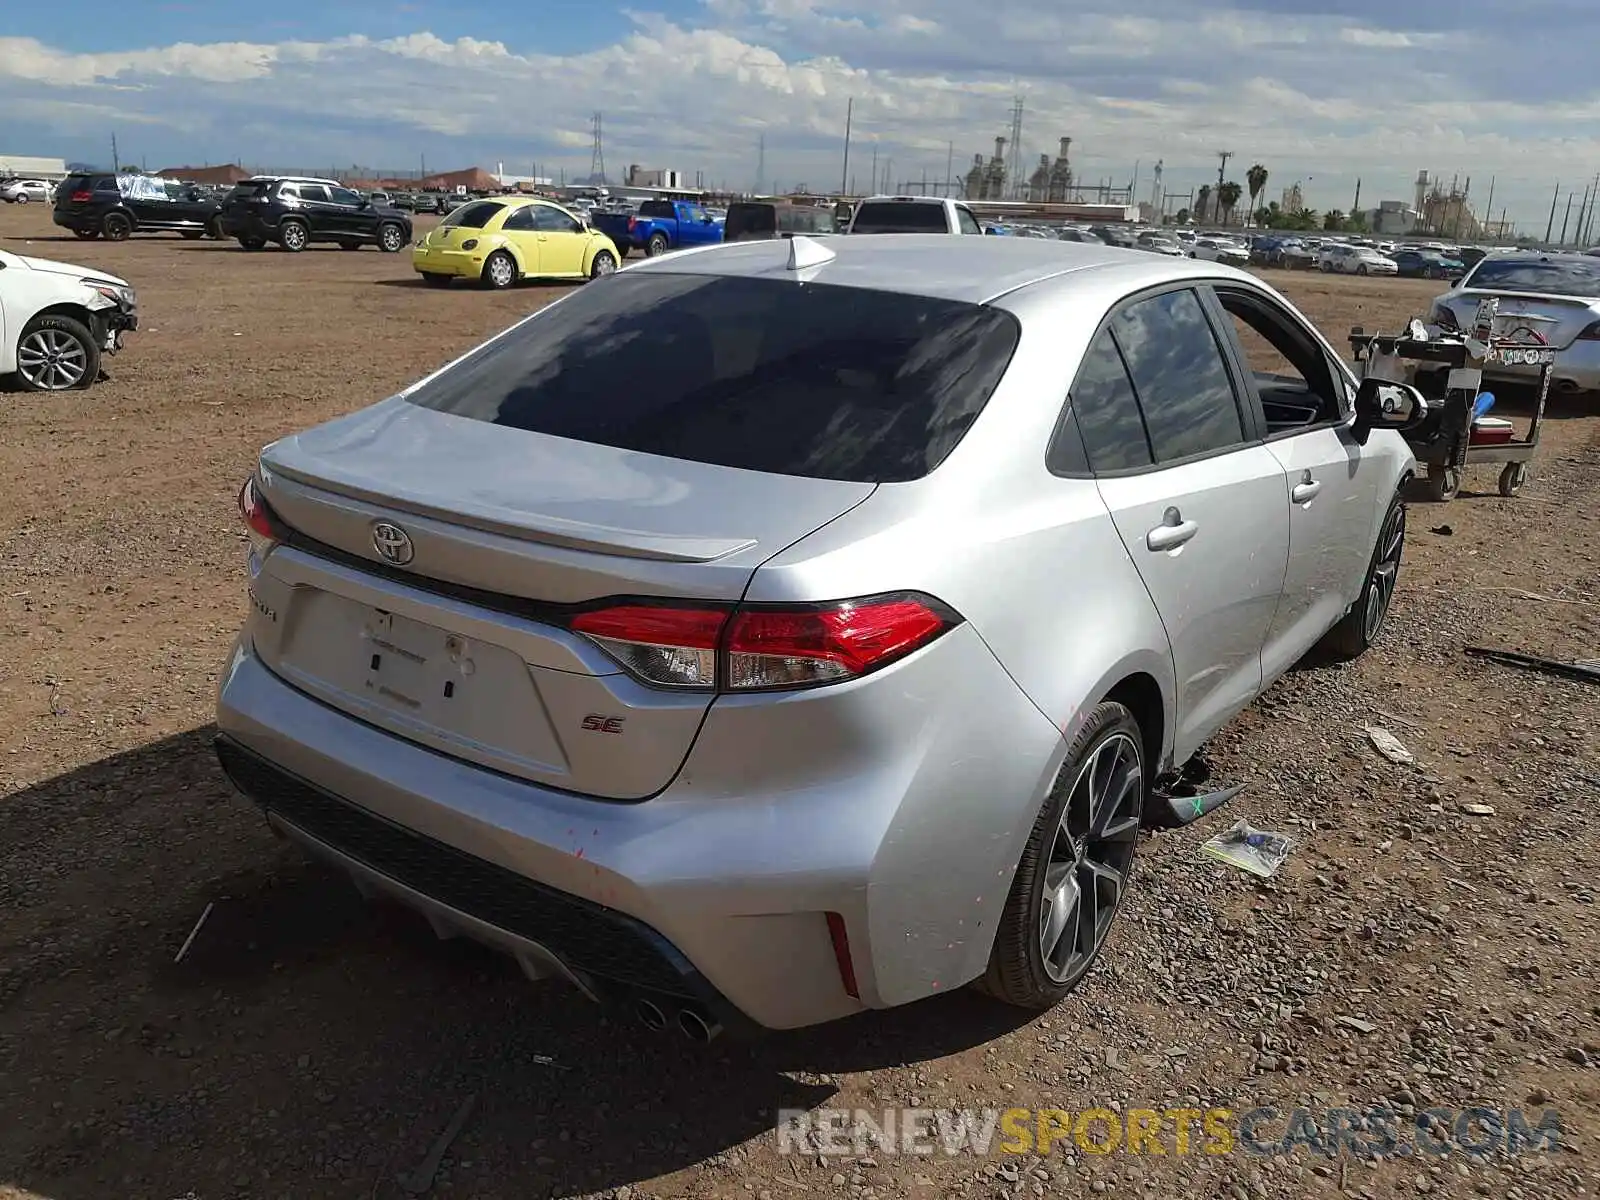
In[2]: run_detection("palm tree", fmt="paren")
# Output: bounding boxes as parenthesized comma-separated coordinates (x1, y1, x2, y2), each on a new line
(1196, 184, 1212, 222)
(1218, 181, 1243, 225)
(1246, 164, 1269, 226)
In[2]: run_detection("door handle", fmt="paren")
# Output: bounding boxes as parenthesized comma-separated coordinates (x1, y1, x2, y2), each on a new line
(1146, 508, 1199, 552)
(1291, 479, 1323, 504)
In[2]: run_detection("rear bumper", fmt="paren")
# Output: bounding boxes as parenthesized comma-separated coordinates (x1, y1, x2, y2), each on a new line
(412, 247, 486, 278)
(52, 210, 101, 232)
(214, 618, 1063, 1029)
(220, 211, 277, 240)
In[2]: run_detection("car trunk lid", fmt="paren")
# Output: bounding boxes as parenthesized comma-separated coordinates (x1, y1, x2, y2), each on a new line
(247, 397, 874, 799)
(1453, 290, 1600, 349)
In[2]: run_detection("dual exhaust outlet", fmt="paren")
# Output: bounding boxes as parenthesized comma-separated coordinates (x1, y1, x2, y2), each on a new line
(633, 996, 722, 1043)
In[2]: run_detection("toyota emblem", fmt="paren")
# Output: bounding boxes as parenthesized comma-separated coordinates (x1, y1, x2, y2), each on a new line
(371, 521, 414, 565)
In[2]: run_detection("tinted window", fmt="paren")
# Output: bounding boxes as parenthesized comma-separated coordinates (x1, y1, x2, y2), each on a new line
(328, 186, 362, 206)
(532, 205, 582, 233)
(404, 273, 1021, 484)
(725, 204, 777, 239)
(850, 202, 949, 234)
(501, 206, 537, 231)
(441, 201, 505, 229)
(1112, 290, 1245, 462)
(297, 184, 330, 202)
(638, 200, 676, 218)
(1066, 330, 1152, 471)
(1462, 257, 1600, 297)
(956, 207, 983, 235)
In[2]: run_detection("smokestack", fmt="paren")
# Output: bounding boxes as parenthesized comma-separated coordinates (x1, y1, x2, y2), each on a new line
(994, 136, 1006, 161)
(1058, 137, 1071, 159)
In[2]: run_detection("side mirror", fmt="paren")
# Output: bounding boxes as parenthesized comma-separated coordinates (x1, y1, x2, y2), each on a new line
(1352, 377, 1427, 445)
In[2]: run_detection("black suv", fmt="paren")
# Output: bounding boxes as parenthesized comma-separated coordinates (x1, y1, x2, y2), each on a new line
(53, 173, 225, 241)
(218, 177, 413, 252)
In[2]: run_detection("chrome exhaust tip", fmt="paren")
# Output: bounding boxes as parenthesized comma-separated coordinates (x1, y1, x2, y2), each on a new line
(634, 997, 668, 1031)
(678, 1006, 723, 1044)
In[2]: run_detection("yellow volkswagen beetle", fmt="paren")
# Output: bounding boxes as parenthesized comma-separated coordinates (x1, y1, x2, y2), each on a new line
(412, 196, 622, 289)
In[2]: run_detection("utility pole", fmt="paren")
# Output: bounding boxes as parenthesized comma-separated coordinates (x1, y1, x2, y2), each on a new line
(839, 97, 853, 195)
(1215, 150, 1232, 222)
(1575, 180, 1593, 246)
(110, 131, 119, 171)
(1483, 176, 1495, 236)
(1546, 182, 1561, 243)
(945, 141, 954, 198)
(871, 146, 878, 195)
(755, 133, 765, 196)
(1560, 192, 1575, 244)
(1351, 177, 1362, 221)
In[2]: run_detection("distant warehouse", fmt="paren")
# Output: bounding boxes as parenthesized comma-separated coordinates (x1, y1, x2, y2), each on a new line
(0, 155, 68, 181)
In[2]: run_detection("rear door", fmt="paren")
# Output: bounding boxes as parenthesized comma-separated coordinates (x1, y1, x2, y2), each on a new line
(1078, 286, 1290, 761)
(292, 183, 336, 237)
(326, 185, 370, 238)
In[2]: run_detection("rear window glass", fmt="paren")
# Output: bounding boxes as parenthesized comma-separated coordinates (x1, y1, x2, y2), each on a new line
(404, 273, 1021, 483)
(1462, 257, 1600, 298)
(638, 200, 677, 218)
(441, 201, 505, 229)
(850, 202, 950, 234)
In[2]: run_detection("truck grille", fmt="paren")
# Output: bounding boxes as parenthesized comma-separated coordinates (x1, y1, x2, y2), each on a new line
(213, 737, 705, 1000)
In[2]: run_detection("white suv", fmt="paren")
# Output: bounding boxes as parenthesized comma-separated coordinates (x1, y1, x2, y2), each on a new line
(846, 196, 985, 235)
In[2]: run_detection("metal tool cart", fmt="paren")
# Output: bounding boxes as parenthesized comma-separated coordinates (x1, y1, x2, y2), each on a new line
(1348, 297, 1555, 503)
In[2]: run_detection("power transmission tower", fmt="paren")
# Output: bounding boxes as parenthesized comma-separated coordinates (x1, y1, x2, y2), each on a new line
(589, 112, 607, 185)
(1006, 97, 1025, 199)
(755, 133, 765, 195)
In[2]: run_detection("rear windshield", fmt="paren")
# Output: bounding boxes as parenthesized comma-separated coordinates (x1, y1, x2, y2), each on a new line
(1463, 257, 1600, 297)
(638, 200, 677, 218)
(850, 202, 949, 234)
(61, 174, 113, 194)
(441, 201, 505, 229)
(404, 273, 1021, 483)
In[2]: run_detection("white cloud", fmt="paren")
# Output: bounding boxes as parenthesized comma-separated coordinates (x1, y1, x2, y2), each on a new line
(1, 2, 1597, 228)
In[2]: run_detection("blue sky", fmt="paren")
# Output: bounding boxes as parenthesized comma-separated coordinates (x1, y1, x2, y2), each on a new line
(3, 0, 1598, 231)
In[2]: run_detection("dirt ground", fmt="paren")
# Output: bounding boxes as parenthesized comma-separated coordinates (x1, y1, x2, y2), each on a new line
(1, 202, 1597, 1200)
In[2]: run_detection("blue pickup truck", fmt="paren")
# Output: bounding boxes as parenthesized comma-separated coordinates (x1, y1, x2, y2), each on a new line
(591, 199, 725, 258)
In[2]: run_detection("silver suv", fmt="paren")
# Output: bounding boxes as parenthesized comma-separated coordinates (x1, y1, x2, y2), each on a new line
(216, 235, 1421, 1036)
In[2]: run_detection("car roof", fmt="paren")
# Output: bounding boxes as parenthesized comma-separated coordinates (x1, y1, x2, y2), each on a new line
(621, 233, 1258, 305)
(245, 175, 342, 186)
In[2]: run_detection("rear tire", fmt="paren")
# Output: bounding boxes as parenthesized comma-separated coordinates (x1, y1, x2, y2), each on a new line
(102, 212, 132, 241)
(647, 232, 669, 257)
(1317, 490, 1406, 661)
(974, 701, 1144, 1009)
(481, 250, 516, 290)
(278, 220, 308, 252)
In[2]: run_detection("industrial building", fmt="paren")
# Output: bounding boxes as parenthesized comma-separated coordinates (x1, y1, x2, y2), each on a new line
(0, 155, 68, 181)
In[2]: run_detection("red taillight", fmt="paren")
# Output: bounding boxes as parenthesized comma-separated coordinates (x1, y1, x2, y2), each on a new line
(627, 216, 637, 232)
(238, 476, 289, 557)
(70, 190, 92, 203)
(726, 597, 953, 689)
(567, 592, 958, 692)
(825, 912, 860, 999)
(568, 604, 725, 689)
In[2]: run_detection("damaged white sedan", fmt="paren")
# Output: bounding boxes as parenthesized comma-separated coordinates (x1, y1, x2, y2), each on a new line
(0, 248, 138, 391)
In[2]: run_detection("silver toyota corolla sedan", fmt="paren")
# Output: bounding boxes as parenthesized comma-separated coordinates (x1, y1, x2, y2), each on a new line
(215, 235, 1421, 1037)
